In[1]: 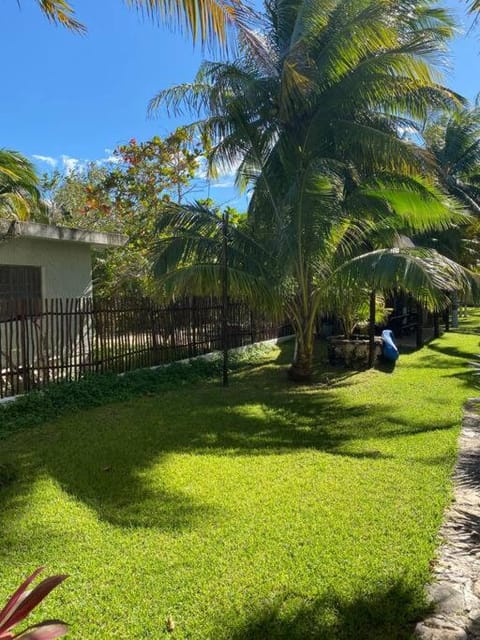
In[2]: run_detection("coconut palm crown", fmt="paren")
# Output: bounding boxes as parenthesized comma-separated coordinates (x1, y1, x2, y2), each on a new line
(151, 0, 479, 379)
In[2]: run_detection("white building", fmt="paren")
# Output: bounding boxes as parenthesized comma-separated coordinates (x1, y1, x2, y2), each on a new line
(0, 219, 126, 305)
(0, 219, 127, 397)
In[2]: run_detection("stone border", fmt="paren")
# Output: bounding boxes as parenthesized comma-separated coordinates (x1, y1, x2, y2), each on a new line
(415, 400, 480, 640)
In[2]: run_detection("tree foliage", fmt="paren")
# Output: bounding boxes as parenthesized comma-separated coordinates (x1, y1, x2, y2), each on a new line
(0, 150, 44, 221)
(417, 102, 480, 267)
(19, 0, 256, 51)
(151, 0, 479, 379)
(42, 130, 204, 296)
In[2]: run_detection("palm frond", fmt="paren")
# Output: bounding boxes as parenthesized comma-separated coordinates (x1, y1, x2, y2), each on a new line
(127, 0, 258, 50)
(469, 0, 480, 15)
(35, 0, 85, 32)
(354, 175, 469, 234)
(337, 248, 480, 310)
(148, 82, 214, 117)
(0, 150, 41, 221)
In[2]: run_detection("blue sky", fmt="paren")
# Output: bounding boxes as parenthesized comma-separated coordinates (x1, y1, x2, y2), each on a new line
(0, 0, 479, 210)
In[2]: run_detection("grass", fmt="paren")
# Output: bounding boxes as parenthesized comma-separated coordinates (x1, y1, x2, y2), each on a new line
(0, 319, 479, 639)
(0, 343, 276, 438)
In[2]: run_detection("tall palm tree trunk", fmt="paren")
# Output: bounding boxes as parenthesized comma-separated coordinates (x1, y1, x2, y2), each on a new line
(289, 332, 315, 381)
(288, 299, 317, 382)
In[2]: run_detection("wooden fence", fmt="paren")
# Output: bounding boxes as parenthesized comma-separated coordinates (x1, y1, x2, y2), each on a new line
(0, 297, 291, 399)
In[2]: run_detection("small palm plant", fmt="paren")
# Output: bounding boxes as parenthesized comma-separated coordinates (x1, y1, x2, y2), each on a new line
(0, 567, 68, 640)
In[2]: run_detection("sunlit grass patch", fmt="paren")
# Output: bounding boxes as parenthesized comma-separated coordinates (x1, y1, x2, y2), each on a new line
(0, 317, 479, 638)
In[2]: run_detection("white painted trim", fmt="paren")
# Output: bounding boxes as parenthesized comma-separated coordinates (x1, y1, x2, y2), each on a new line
(0, 219, 127, 249)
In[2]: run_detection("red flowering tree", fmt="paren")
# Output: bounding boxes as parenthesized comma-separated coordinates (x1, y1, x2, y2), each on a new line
(41, 128, 204, 296)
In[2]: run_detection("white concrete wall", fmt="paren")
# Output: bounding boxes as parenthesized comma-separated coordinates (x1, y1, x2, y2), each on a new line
(0, 237, 92, 299)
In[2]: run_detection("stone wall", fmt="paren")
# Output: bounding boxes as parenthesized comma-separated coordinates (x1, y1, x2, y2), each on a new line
(327, 336, 383, 367)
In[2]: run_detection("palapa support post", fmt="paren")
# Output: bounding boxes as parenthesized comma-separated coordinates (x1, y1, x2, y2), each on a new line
(451, 290, 459, 329)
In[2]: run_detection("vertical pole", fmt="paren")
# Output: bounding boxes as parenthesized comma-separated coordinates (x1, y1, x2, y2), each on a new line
(222, 209, 229, 387)
(150, 301, 159, 366)
(368, 290, 376, 368)
(250, 309, 255, 345)
(433, 311, 440, 339)
(451, 290, 459, 329)
(444, 306, 450, 332)
(191, 297, 197, 357)
(416, 302, 424, 348)
(20, 310, 30, 392)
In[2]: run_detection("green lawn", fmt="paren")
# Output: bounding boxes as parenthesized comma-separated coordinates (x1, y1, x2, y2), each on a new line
(0, 322, 479, 639)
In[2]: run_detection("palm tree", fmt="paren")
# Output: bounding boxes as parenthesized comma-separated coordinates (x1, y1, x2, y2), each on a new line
(24, 0, 253, 49)
(155, 179, 475, 379)
(424, 104, 480, 217)
(412, 102, 480, 326)
(416, 104, 480, 265)
(0, 150, 44, 221)
(151, 0, 476, 380)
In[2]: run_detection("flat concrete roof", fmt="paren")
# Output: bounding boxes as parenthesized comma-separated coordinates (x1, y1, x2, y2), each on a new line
(0, 219, 128, 250)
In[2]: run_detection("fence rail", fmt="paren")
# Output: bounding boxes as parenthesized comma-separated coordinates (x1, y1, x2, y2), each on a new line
(0, 297, 291, 399)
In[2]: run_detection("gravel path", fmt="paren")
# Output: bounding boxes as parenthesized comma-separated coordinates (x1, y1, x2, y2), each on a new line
(416, 400, 480, 640)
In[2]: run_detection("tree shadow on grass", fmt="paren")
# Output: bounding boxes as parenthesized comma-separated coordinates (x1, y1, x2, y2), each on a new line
(0, 446, 220, 535)
(405, 342, 480, 392)
(227, 582, 429, 640)
(425, 342, 478, 363)
(0, 389, 456, 534)
(375, 358, 397, 374)
(3, 397, 380, 527)
(0, 338, 466, 533)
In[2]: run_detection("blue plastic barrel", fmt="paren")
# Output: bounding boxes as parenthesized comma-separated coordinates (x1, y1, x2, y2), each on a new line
(381, 329, 399, 362)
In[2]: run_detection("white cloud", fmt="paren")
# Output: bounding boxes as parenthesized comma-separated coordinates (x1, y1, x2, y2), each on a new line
(215, 158, 243, 180)
(397, 124, 418, 140)
(195, 157, 243, 182)
(195, 156, 208, 180)
(99, 154, 121, 165)
(33, 152, 117, 175)
(32, 154, 57, 167)
(34, 148, 244, 180)
(212, 177, 235, 189)
(98, 149, 121, 165)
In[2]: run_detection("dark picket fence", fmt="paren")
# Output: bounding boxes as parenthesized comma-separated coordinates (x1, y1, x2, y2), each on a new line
(0, 297, 291, 399)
